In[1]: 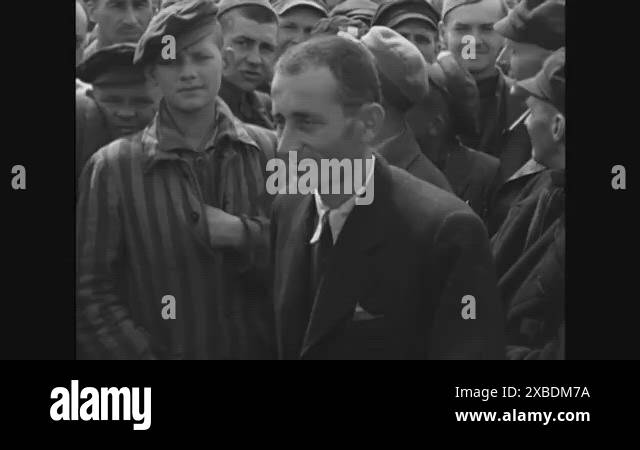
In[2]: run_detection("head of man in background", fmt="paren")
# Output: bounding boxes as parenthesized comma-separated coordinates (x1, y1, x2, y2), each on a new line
(518, 48, 565, 170)
(274, 0, 328, 57)
(440, 0, 508, 81)
(78, 43, 160, 138)
(361, 26, 453, 192)
(76, 1, 89, 67)
(271, 34, 384, 191)
(218, 0, 278, 93)
(494, 0, 565, 80)
(329, 0, 378, 27)
(87, 0, 154, 51)
(371, 0, 441, 63)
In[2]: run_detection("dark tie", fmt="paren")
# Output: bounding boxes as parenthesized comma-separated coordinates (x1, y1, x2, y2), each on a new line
(309, 212, 334, 302)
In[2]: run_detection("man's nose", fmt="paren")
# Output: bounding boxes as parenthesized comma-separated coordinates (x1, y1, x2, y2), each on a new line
(246, 46, 261, 65)
(276, 124, 299, 155)
(178, 61, 198, 81)
(122, 6, 139, 25)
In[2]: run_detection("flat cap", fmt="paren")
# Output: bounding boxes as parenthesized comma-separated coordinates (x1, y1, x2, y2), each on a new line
(494, 0, 565, 50)
(134, 0, 219, 65)
(371, 0, 440, 31)
(330, 0, 378, 24)
(311, 15, 369, 38)
(77, 43, 146, 86)
(217, 0, 277, 18)
(516, 47, 565, 113)
(442, 0, 507, 22)
(273, 0, 328, 17)
(361, 26, 429, 110)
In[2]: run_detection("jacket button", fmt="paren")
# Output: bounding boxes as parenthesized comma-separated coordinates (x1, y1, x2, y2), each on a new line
(191, 211, 199, 223)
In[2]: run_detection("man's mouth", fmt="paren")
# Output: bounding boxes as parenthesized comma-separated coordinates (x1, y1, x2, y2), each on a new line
(178, 86, 204, 93)
(241, 70, 262, 82)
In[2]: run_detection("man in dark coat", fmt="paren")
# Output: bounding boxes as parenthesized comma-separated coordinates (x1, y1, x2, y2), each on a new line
(270, 34, 504, 360)
(491, 48, 565, 360)
(76, 43, 161, 185)
(361, 26, 452, 192)
(487, 0, 566, 235)
(407, 51, 499, 221)
(217, 0, 278, 129)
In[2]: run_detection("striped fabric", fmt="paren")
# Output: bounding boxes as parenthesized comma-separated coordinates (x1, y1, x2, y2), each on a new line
(77, 98, 276, 360)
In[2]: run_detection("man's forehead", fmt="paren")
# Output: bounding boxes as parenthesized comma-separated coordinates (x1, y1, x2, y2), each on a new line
(273, 68, 339, 105)
(395, 19, 438, 34)
(94, 83, 153, 95)
(227, 13, 278, 35)
(448, 0, 506, 23)
(282, 6, 325, 21)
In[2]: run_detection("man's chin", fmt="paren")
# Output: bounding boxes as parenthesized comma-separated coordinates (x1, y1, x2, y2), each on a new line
(170, 97, 214, 114)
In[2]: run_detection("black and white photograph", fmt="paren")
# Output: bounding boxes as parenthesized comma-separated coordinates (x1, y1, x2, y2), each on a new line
(73, 0, 566, 360)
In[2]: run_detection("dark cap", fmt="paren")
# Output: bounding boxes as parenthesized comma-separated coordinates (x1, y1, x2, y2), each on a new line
(217, 0, 277, 18)
(494, 0, 565, 50)
(442, 0, 507, 23)
(516, 47, 565, 113)
(273, 0, 328, 17)
(361, 26, 429, 110)
(330, 0, 378, 24)
(134, 0, 219, 65)
(371, 0, 440, 31)
(77, 43, 147, 86)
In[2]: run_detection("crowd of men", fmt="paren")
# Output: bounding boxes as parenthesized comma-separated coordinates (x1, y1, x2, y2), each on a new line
(75, 0, 565, 360)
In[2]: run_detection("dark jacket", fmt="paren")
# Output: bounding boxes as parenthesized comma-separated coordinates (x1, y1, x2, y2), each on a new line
(378, 125, 453, 193)
(219, 77, 274, 130)
(271, 155, 505, 360)
(491, 170, 565, 360)
(76, 91, 113, 186)
(460, 72, 532, 181)
(487, 159, 548, 236)
(441, 140, 500, 222)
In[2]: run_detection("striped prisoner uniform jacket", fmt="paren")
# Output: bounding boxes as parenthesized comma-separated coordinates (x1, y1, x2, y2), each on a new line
(77, 98, 276, 360)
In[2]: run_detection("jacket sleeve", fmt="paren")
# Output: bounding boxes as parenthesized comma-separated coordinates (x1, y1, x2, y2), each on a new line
(76, 150, 157, 360)
(427, 210, 506, 359)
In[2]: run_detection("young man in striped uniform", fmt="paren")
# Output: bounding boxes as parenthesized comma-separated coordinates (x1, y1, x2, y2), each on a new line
(77, 0, 277, 359)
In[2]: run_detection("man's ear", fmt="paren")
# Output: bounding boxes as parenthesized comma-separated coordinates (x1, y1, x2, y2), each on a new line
(439, 21, 447, 50)
(426, 114, 446, 137)
(552, 112, 566, 142)
(86, 0, 98, 23)
(222, 46, 235, 74)
(86, 87, 95, 99)
(144, 65, 159, 87)
(357, 102, 385, 144)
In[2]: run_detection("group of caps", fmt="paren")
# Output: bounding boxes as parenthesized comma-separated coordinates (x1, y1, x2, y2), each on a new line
(77, 0, 565, 161)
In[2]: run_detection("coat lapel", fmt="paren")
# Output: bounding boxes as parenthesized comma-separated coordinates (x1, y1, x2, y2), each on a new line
(275, 194, 316, 360)
(300, 156, 393, 358)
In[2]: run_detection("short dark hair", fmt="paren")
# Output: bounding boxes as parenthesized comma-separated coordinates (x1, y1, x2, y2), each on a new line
(275, 35, 381, 111)
(219, 5, 278, 32)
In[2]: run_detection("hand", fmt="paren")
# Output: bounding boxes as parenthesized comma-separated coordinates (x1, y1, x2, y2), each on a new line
(204, 206, 245, 249)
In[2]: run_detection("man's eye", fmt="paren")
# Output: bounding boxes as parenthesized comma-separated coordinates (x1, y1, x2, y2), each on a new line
(107, 0, 126, 9)
(481, 24, 495, 32)
(133, 0, 150, 8)
(194, 53, 213, 61)
(133, 98, 154, 106)
(455, 25, 470, 32)
(416, 36, 431, 45)
(282, 24, 296, 31)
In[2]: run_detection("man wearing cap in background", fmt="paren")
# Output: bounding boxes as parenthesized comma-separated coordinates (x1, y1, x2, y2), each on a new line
(490, 48, 565, 360)
(408, 51, 500, 221)
(270, 34, 503, 359)
(217, 0, 278, 129)
(371, 0, 441, 64)
(274, 0, 328, 57)
(440, 0, 527, 164)
(329, 0, 378, 26)
(83, 0, 155, 60)
(486, 0, 565, 234)
(76, 43, 161, 185)
(361, 26, 451, 192)
(77, 0, 277, 359)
